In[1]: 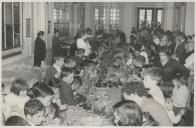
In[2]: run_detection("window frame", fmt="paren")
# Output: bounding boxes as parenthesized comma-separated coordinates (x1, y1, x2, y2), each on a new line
(53, 3, 72, 37)
(2, 2, 23, 59)
(93, 6, 123, 33)
(137, 8, 163, 30)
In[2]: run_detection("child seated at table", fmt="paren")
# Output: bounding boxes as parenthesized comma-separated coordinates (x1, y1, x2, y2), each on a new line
(60, 67, 78, 106)
(142, 67, 165, 108)
(75, 48, 86, 65)
(172, 74, 189, 116)
(127, 55, 145, 82)
(5, 115, 29, 126)
(3, 79, 30, 120)
(126, 49, 134, 65)
(113, 100, 159, 126)
(165, 95, 185, 124)
(72, 76, 87, 105)
(24, 99, 46, 126)
(45, 56, 64, 85)
(27, 83, 65, 125)
(72, 76, 83, 96)
(64, 57, 77, 69)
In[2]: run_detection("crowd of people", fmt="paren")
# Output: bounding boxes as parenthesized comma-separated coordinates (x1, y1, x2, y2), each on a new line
(2, 25, 194, 126)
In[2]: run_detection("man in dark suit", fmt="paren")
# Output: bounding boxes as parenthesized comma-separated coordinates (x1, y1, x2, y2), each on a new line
(172, 31, 187, 64)
(52, 30, 62, 59)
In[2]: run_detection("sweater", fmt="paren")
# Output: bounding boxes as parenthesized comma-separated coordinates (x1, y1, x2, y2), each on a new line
(155, 59, 190, 82)
(45, 66, 57, 85)
(59, 80, 77, 106)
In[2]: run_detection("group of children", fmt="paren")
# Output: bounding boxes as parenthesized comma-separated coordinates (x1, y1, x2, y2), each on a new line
(110, 28, 194, 126)
(2, 27, 194, 126)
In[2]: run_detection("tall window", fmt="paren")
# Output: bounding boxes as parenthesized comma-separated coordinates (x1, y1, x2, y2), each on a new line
(2, 2, 21, 55)
(94, 7, 121, 33)
(138, 8, 163, 29)
(109, 8, 120, 29)
(53, 3, 72, 37)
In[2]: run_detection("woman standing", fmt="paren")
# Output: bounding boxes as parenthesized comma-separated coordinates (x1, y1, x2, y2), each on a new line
(76, 30, 91, 56)
(155, 46, 190, 96)
(34, 31, 47, 67)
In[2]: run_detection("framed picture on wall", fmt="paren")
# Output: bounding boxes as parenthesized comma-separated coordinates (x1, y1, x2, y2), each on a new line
(26, 19, 31, 37)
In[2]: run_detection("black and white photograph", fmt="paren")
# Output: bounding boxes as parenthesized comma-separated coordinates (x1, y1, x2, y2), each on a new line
(1, 1, 195, 126)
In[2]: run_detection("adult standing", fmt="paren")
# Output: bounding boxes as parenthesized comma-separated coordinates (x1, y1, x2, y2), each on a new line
(154, 46, 190, 96)
(76, 30, 91, 56)
(52, 30, 62, 58)
(34, 31, 47, 67)
(171, 31, 187, 64)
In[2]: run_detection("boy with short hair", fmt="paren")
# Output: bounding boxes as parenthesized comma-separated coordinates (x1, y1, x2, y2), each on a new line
(5, 116, 29, 126)
(122, 82, 172, 126)
(60, 67, 77, 106)
(127, 55, 145, 82)
(3, 79, 30, 120)
(45, 56, 64, 85)
(64, 57, 77, 69)
(142, 67, 165, 108)
(172, 74, 189, 115)
(24, 99, 46, 126)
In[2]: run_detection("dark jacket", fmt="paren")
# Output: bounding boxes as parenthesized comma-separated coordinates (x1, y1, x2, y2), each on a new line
(174, 40, 187, 64)
(52, 36, 62, 57)
(45, 66, 57, 85)
(34, 37, 46, 67)
(60, 80, 77, 106)
(155, 59, 190, 82)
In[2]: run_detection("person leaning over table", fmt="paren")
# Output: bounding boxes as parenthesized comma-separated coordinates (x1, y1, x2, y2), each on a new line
(76, 30, 91, 56)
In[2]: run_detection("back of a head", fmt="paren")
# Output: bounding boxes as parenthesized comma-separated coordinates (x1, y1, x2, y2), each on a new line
(10, 79, 28, 96)
(176, 31, 187, 39)
(53, 56, 64, 64)
(133, 55, 145, 67)
(121, 81, 148, 97)
(177, 74, 189, 85)
(76, 29, 86, 39)
(61, 67, 74, 78)
(73, 76, 82, 86)
(122, 81, 147, 97)
(113, 100, 143, 126)
(24, 99, 45, 117)
(159, 46, 171, 56)
(48, 77, 60, 88)
(5, 116, 28, 126)
(134, 43, 142, 51)
(27, 83, 54, 98)
(64, 57, 76, 65)
(143, 67, 162, 82)
(86, 28, 93, 35)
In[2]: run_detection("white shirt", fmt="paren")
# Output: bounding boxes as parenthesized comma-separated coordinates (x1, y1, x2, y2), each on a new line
(126, 58, 133, 65)
(140, 51, 149, 65)
(148, 84, 166, 108)
(184, 53, 194, 71)
(77, 38, 91, 56)
(3, 93, 30, 120)
(172, 85, 189, 107)
(166, 110, 182, 124)
(53, 64, 61, 74)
